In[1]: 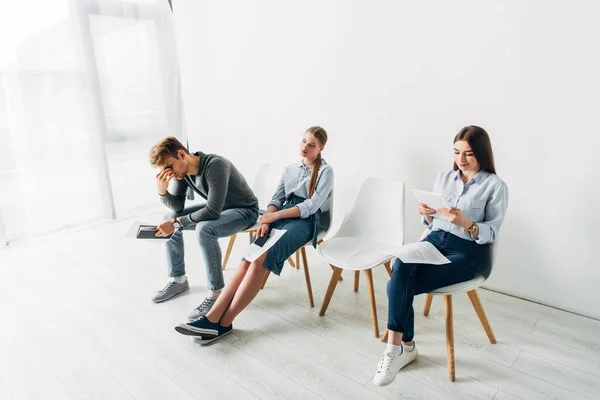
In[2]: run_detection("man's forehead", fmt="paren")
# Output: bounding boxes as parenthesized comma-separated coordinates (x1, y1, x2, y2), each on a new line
(160, 157, 177, 168)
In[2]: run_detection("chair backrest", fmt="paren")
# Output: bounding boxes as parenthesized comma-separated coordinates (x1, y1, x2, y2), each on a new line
(252, 163, 282, 212)
(480, 240, 497, 280)
(334, 178, 405, 247)
(317, 189, 334, 237)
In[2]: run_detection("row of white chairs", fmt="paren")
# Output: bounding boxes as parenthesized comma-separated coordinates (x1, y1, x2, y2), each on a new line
(221, 164, 498, 382)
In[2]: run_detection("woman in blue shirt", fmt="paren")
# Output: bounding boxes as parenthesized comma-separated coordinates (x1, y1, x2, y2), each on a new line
(175, 126, 334, 342)
(373, 125, 509, 386)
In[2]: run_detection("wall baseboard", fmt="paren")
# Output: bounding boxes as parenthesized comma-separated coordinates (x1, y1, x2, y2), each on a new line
(482, 285, 599, 322)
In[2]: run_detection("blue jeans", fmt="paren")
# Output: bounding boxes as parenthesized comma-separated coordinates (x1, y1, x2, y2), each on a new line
(164, 204, 259, 291)
(387, 230, 490, 342)
(258, 195, 317, 275)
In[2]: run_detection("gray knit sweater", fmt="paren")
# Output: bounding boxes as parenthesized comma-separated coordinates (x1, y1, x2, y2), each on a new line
(159, 151, 258, 226)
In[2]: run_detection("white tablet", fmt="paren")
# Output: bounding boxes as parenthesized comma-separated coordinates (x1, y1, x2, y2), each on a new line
(412, 189, 451, 214)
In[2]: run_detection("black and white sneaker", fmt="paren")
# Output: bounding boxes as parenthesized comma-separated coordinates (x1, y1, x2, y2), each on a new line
(175, 316, 232, 344)
(175, 316, 219, 337)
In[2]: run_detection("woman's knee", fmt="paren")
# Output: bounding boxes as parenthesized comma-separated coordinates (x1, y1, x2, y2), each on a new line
(238, 260, 251, 272)
(391, 258, 412, 279)
(249, 259, 267, 274)
(387, 259, 414, 293)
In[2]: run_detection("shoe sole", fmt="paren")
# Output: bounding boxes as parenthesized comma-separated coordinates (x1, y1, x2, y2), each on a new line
(192, 329, 232, 345)
(151, 287, 189, 303)
(174, 324, 218, 336)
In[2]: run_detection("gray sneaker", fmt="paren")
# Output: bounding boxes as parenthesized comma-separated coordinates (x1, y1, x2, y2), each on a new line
(151, 280, 189, 303)
(187, 297, 217, 321)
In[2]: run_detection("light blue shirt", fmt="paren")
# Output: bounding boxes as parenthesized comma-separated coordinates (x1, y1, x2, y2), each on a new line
(269, 159, 334, 219)
(424, 170, 508, 245)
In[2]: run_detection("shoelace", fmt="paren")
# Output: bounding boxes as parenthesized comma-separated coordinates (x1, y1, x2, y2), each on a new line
(377, 352, 396, 373)
(194, 297, 215, 313)
(159, 281, 177, 294)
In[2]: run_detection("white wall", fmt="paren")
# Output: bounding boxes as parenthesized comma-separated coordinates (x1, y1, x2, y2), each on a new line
(173, 0, 600, 319)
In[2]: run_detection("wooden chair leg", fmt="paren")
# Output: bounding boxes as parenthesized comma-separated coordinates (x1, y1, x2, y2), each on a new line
(261, 269, 271, 290)
(423, 294, 434, 316)
(287, 256, 296, 268)
(319, 266, 343, 316)
(295, 250, 300, 269)
(354, 271, 360, 292)
(248, 230, 254, 242)
(330, 264, 343, 281)
(222, 234, 237, 270)
(443, 295, 455, 382)
(467, 289, 497, 344)
(300, 247, 314, 307)
(364, 268, 380, 338)
(384, 261, 392, 278)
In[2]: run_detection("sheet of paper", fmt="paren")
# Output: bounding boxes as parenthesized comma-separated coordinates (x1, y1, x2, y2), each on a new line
(243, 228, 287, 262)
(389, 241, 451, 265)
(412, 189, 451, 215)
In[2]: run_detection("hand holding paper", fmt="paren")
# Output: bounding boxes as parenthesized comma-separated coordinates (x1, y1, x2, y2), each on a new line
(243, 228, 287, 262)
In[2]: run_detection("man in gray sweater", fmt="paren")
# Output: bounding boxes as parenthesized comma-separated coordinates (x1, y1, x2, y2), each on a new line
(149, 137, 259, 321)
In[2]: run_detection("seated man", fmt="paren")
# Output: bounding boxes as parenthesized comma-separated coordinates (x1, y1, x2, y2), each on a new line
(149, 137, 259, 321)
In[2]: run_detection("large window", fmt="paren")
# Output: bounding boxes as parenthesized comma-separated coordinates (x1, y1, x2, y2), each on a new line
(0, 0, 184, 243)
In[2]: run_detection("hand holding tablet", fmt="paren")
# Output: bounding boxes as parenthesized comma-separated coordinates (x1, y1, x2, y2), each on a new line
(412, 189, 451, 216)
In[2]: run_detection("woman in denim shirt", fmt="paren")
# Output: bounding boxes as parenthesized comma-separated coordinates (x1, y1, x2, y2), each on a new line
(175, 126, 334, 342)
(373, 125, 509, 386)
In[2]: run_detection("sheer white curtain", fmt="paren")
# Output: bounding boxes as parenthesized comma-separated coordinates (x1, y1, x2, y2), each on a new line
(0, 0, 184, 244)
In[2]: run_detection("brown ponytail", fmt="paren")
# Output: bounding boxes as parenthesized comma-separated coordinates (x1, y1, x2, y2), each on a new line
(308, 153, 322, 198)
(305, 126, 328, 198)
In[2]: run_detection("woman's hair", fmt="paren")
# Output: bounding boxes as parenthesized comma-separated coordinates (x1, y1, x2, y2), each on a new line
(453, 125, 496, 174)
(149, 136, 190, 167)
(305, 126, 328, 198)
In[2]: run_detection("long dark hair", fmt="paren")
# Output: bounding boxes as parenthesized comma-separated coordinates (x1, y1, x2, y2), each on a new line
(305, 126, 328, 198)
(453, 125, 496, 174)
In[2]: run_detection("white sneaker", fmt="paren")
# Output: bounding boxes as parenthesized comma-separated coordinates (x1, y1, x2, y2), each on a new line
(372, 345, 418, 386)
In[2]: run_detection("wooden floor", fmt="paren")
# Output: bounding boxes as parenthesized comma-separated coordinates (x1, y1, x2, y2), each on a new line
(1, 216, 599, 400)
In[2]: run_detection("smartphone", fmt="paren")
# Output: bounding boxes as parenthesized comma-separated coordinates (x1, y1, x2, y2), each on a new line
(253, 233, 270, 247)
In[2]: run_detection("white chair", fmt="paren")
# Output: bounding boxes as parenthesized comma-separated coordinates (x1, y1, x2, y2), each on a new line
(382, 232, 498, 382)
(261, 200, 335, 308)
(317, 178, 405, 337)
(424, 240, 497, 382)
(221, 164, 297, 269)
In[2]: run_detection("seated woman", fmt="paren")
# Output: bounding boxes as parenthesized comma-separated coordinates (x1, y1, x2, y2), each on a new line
(175, 126, 333, 342)
(373, 125, 509, 386)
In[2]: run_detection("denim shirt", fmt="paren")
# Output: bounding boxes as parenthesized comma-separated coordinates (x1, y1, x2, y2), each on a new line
(424, 170, 508, 245)
(268, 159, 334, 219)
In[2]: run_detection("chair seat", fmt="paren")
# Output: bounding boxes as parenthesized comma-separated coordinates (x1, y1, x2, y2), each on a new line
(318, 237, 394, 270)
(428, 273, 485, 295)
(243, 222, 260, 232)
